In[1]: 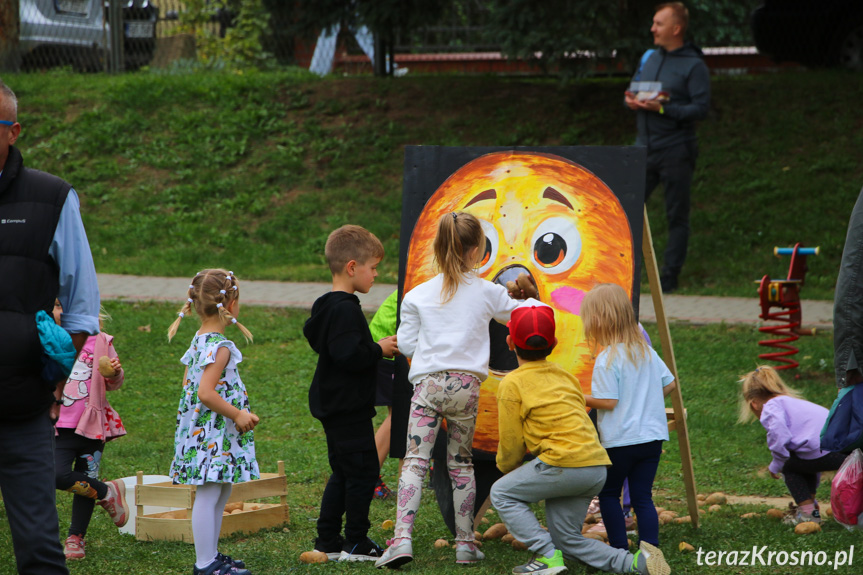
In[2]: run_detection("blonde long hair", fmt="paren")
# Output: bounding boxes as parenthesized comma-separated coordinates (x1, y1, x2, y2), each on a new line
(433, 212, 484, 303)
(580, 283, 648, 365)
(167, 269, 253, 342)
(737, 365, 802, 423)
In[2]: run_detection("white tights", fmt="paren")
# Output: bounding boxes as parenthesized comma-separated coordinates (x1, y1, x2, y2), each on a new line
(192, 482, 233, 568)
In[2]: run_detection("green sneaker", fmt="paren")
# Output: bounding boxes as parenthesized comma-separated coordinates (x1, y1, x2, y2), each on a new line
(631, 542, 670, 575)
(512, 549, 566, 575)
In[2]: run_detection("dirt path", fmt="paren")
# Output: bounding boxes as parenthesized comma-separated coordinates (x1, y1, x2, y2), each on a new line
(725, 495, 794, 508)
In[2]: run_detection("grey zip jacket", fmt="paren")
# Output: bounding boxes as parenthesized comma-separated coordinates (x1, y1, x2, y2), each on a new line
(632, 43, 711, 151)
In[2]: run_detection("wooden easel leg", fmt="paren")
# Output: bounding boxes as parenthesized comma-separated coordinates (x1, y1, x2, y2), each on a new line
(642, 207, 700, 527)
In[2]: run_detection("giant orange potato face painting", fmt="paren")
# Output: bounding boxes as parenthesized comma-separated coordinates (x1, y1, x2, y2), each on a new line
(403, 151, 635, 454)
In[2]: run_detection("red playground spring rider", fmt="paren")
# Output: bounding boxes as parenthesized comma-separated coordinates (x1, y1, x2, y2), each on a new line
(756, 243, 820, 370)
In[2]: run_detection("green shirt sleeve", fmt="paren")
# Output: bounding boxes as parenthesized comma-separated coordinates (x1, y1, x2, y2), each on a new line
(369, 290, 398, 345)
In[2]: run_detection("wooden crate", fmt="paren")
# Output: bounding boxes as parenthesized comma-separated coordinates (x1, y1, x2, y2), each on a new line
(135, 461, 289, 543)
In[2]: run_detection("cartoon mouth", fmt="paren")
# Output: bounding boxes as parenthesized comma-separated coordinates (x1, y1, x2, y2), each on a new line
(488, 265, 538, 375)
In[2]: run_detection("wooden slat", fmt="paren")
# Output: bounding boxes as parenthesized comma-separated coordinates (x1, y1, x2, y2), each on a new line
(643, 207, 700, 528)
(227, 474, 286, 502)
(136, 483, 194, 508)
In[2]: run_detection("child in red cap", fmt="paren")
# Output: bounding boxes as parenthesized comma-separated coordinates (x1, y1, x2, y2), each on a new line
(490, 298, 671, 575)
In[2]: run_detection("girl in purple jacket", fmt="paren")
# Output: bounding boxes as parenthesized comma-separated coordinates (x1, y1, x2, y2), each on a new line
(739, 366, 847, 524)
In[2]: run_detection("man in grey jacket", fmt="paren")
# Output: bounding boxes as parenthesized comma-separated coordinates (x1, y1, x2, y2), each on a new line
(834, 187, 863, 390)
(626, 2, 710, 293)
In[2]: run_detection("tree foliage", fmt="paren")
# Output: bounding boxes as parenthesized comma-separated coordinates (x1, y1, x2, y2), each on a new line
(179, 0, 273, 69)
(482, 0, 760, 75)
(290, 0, 451, 42)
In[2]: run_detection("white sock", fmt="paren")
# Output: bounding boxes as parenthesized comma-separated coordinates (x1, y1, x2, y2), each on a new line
(193, 482, 225, 568)
(213, 483, 233, 554)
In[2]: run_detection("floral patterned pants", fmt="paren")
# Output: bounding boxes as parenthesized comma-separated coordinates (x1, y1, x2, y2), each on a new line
(394, 371, 480, 542)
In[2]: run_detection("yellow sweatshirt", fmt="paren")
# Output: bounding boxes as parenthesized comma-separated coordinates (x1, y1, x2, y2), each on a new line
(496, 360, 611, 474)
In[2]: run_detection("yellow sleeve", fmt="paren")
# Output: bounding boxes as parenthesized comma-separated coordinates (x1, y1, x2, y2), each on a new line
(496, 381, 526, 474)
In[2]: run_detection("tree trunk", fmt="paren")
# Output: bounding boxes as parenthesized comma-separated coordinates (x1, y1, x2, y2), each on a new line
(0, 0, 21, 72)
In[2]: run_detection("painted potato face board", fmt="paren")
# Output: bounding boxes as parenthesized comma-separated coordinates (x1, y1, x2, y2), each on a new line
(399, 146, 646, 457)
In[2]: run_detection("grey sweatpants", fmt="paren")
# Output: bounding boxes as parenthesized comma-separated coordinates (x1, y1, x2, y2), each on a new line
(491, 460, 636, 573)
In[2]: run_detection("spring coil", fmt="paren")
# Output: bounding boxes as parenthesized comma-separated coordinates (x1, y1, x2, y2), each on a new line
(758, 304, 800, 370)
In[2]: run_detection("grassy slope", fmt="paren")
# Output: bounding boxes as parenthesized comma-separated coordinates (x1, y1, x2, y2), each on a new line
(0, 301, 846, 575)
(5, 69, 863, 298)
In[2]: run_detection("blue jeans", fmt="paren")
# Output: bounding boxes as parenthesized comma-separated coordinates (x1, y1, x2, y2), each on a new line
(598, 440, 663, 549)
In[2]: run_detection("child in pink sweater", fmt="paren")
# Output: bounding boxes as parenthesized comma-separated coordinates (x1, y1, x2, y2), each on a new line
(53, 302, 130, 560)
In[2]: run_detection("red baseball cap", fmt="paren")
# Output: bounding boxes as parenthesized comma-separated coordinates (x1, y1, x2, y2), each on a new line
(507, 298, 556, 350)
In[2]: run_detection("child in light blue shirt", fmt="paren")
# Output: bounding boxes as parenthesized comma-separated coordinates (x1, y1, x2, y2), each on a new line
(582, 284, 676, 552)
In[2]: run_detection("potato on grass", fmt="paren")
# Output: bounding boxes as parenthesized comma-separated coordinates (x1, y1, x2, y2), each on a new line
(794, 522, 821, 535)
(483, 523, 508, 540)
(766, 508, 785, 519)
(679, 542, 695, 552)
(434, 539, 450, 549)
(704, 492, 727, 505)
(300, 551, 328, 564)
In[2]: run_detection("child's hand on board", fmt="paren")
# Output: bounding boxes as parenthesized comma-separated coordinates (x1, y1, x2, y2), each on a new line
(234, 410, 259, 433)
(379, 335, 399, 358)
(506, 272, 538, 300)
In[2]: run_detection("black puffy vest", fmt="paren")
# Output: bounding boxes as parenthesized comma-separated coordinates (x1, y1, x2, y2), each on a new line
(0, 145, 71, 420)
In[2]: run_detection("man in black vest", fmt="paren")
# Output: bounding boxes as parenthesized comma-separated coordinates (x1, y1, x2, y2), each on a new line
(0, 80, 100, 574)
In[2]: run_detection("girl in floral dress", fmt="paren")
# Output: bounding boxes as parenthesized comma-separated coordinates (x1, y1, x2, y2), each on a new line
(168, 269, 260, 575)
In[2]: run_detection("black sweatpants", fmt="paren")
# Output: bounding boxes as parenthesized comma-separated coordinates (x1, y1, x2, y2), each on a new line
(782, 452, 848, 504)
(316, 420, 379, 548)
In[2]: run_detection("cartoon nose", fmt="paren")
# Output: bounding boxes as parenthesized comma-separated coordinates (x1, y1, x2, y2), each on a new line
(488, 265, 539, 375)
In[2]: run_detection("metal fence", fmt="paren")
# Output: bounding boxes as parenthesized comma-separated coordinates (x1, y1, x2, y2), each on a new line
(2, 2, 856, 75)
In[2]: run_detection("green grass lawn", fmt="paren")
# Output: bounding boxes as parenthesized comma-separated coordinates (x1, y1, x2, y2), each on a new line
(0, 301, 853, 575)
(2, 69, 862, 298)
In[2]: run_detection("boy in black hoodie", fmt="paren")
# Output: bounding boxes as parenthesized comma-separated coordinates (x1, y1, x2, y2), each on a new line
(304, 225, 399, 562)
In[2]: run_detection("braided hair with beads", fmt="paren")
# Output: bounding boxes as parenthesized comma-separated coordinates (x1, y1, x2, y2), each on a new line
(167, 269, 253, 342)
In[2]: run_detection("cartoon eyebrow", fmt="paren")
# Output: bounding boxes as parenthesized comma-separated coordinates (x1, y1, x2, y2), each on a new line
(464, 189, 497, 208)
(543, 186, 573, 210)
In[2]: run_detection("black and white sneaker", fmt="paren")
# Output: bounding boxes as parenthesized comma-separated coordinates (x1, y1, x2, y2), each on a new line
(313, 536, 345, 561)
(340, 538, 385, 562)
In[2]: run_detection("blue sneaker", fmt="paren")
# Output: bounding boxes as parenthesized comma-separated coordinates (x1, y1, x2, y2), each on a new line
(217, 553, 245, 569)
(192, 558, 251, 575)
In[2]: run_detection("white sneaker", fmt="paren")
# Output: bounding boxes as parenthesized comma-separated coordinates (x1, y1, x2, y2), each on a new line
(455, 541, 485, 564)
(375, 538, 413, 569)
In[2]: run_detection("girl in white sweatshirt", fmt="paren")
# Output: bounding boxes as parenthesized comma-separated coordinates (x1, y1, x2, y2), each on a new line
(376, 212, 521, 568)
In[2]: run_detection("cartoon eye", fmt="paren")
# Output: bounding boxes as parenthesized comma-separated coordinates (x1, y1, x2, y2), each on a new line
(530, 217, 581, 273)
(477, 219, 499, 274)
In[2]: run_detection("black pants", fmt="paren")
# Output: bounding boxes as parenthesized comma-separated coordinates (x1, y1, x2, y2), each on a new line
(0, 412, 69, 575)
(782, 452, 849, 504)
(54, 428, 109, 537)
(645, 141, 697, 278)
(316, 420, 379, 547)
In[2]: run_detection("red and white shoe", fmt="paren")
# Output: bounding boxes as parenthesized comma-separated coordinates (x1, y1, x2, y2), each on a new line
(64, 534, 85, 560)
(99, 480, 130, 527)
